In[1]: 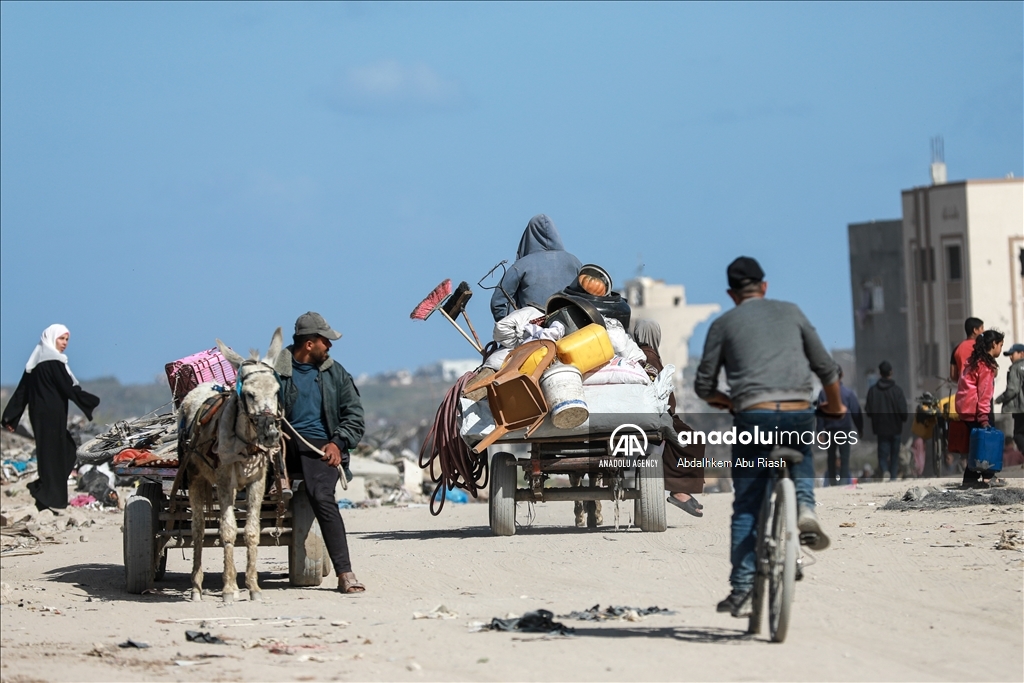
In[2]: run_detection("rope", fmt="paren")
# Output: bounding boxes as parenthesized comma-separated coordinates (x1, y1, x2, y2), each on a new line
(419, 372, 488, 516)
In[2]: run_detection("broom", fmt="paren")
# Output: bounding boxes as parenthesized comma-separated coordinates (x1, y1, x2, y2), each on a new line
(410, 280, 483, 353)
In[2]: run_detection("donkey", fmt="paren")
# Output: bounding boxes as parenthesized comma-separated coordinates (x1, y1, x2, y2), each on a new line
(179, 328, 283, 602)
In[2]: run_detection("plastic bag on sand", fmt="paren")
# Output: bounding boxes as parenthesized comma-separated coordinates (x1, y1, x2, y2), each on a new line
(492, 307, 545, 348)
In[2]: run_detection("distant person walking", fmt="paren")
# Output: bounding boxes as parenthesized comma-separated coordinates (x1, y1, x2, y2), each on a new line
(490, 214, 583, 321)
(864, 361, 908, 481)
(2, 324, 100, 511)
(816, 369, 863, 486)
(995, 343, 1024, 454)
(957, 330, 1005, 488)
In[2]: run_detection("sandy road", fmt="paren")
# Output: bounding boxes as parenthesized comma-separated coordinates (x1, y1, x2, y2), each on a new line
(1, 478, 1022, 682)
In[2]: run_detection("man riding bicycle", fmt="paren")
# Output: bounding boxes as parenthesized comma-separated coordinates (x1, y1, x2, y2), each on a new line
(695, 257, 847, 617)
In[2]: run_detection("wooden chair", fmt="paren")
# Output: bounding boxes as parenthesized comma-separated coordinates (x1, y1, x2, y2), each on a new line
(463, 340, 557, 454)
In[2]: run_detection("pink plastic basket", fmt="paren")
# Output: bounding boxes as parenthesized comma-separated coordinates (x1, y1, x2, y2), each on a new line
(165, 348, 237, 407)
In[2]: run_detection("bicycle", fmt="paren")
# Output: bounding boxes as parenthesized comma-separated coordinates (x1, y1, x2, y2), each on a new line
(747, 445, 804, 643)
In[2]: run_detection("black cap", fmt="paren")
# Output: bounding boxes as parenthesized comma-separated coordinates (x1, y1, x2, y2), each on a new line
(878, 360, 892, 376)
(294, 312, 342, 340)
(727, 256, 765, 290)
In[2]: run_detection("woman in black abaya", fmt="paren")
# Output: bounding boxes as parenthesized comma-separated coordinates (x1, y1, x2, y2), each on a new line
(2, 324, 100, 511)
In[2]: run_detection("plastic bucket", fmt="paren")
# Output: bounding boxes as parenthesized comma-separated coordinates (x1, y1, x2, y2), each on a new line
(968, 426, 1004, 472)
(540, 363, 589, 429)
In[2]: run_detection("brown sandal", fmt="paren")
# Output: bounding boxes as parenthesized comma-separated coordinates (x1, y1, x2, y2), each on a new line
(339, 573, 365, 593)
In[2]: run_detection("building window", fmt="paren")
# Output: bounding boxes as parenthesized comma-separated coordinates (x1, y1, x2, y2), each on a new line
(946, 245, 962, 281)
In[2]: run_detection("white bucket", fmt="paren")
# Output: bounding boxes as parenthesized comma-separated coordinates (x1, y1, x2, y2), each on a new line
(540, 363, 589, 429)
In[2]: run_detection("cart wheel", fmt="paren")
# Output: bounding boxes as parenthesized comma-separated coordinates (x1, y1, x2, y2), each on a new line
(289, 483, 325, 587)
(124, 495, 156, 594)
(489, 452, 517, 536)
(136, 482, 167, 580)
(635, 449, 666, 532)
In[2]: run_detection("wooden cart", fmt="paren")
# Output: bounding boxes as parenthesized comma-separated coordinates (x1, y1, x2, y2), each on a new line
(487, 430, 667, 536)
(116, 466, 330, 594)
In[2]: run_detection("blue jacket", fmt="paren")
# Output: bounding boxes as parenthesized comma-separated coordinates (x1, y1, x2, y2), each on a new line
(816, 382, 864, 434)
(490, 214, 582, 321)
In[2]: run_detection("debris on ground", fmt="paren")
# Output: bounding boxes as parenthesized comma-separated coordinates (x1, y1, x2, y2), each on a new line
(995, 529, 1023, 551)
(559, 604, 674, 622)
(413, 604, 458, 620)
(484, 609, 574, 636)
(185, 630, 226, 644)
(883, 487, 1024, 511)
(118, 639, 150, 648)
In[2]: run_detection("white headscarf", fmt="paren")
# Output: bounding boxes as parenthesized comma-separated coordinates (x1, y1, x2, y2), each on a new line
(26, 324, 79, 386)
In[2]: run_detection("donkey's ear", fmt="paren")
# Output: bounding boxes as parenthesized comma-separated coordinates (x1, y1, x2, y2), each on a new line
(265, 327, 284, 366)
(216, 339, 246, 369)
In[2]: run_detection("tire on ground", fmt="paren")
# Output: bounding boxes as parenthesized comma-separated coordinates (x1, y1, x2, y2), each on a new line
(289, 482, 326, 587)
(489, 452, 517, 536)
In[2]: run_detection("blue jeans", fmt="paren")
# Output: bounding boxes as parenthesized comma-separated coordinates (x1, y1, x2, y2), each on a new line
(876, 436, 901, 479)
(729, 409, 816, 592)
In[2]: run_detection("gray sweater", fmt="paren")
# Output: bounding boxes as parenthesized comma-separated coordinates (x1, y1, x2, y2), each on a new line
(694, 298, 840, 412)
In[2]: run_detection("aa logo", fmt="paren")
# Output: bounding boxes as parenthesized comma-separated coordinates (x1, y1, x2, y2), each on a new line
(609, 424, 649, 457)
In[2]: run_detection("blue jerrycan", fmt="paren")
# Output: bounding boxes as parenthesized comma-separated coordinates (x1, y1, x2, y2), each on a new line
(968, 427, 1003, 472)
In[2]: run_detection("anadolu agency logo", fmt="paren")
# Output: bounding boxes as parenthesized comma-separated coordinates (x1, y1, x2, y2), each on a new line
(601, 424, 659, 469)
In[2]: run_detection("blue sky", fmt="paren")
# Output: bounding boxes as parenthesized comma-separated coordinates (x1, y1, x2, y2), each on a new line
(2, 1, 1021, 384)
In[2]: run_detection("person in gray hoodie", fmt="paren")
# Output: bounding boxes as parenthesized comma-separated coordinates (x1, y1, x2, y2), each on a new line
(490, 214, 583, 321)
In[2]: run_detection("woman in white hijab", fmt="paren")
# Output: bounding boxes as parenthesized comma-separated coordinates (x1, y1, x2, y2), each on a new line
(3, 324, 100, 511)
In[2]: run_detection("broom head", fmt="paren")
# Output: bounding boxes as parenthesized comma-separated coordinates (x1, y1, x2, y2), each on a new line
(441, 281, 473, 319)
(410, 279, 452, 320)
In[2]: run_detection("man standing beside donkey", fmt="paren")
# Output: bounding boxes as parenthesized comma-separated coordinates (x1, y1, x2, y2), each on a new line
(275, 312, 367, 593)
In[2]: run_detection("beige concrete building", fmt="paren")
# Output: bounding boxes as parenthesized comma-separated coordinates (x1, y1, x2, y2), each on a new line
(901, 175, 1023, 399)
(622, 276, 720, 390)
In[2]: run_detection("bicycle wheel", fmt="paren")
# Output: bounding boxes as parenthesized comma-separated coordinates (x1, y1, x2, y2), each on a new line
(747, 481, 774, 635)
(768, 478, 798, 642)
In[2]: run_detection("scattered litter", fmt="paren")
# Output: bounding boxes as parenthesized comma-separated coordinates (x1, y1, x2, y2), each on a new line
(902, 486, 934, 502)
(996, 529, 1023, 551)
(559, 604, 673, 622)
(338, 499, 355, 509)
(477, 657, 489, 663)
(185, 630, 225, 644)
(407, 661, 423, 671)
(173, 660, 210, 667)
(485, 609, 573, 636)
(884, 488, 1024, 511)
(413, 604, 458, 620)
(119, 639, 150, 648)
(330, 620, 350, 627)
(839, 522, 857, 528)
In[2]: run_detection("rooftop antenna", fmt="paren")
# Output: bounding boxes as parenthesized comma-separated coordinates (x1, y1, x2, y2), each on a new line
(930, 136, 947, 185)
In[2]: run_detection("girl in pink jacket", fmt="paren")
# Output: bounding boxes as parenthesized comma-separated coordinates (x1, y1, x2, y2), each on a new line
(956, 330, 1004, 488)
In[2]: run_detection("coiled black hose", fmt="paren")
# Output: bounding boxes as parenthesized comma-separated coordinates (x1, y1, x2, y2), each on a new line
(419, 372, 489, 515)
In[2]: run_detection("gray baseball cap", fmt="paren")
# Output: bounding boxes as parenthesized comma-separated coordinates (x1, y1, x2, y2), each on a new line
(294, 312, 342, 340)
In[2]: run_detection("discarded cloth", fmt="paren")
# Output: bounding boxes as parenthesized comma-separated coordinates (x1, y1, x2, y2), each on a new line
(522, 320, 566, 343)
(68, 494, 97, 507)
(185, 630, 225, 645)
(488, 609, 573, 636)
